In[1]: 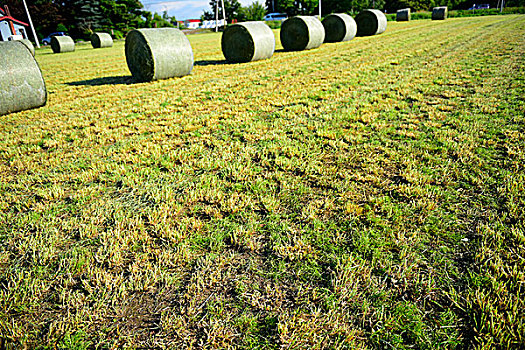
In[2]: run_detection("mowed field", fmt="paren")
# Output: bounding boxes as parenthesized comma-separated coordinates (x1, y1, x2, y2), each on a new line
(1, 15, 524, 349)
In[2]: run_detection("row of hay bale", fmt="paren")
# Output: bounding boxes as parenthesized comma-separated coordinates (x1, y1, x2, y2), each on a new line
(1, 11, 387, 115)
(126, 10, 388, 82)
(50, 32, 114, 53)
(396, 6, 448, 21)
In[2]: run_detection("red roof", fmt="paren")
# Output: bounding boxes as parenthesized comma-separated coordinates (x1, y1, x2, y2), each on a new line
(0, 15, 29, 27)
(186, 19, 201, 22)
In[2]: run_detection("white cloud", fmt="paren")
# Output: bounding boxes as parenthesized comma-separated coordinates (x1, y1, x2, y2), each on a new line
(141, 0, 262, 20)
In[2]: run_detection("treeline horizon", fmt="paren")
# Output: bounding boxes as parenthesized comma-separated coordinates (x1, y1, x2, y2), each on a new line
(1, 0, 523, 42)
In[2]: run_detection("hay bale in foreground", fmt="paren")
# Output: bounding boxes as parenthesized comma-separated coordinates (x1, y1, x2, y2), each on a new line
(0, 41, 47, 116)
(51, 35, 75, 53)
(91, 32, 113, 48)
(221, 21, 275, 63)
(280, 16, 325, 51)
(432, 6, 448, 20)
(322, 13, 357, 43)
(355, 9, 387, 36)
(396, 8, 411, 21)
(125, 28, 194, 82)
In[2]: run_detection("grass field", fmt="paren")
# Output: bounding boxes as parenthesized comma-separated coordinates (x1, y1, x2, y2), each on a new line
(1, 15, 524, 349)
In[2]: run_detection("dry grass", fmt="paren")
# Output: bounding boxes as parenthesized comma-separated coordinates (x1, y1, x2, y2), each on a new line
(1, 15, 524, 349)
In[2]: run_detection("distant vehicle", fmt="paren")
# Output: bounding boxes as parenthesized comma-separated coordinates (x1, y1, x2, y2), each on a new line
(42, 32, 67, 45)
(264, 13, 288, 21)
(468, 4, 490, 10)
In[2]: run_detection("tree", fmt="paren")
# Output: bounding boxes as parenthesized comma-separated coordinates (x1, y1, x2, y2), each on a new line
(202, 0, 242, 21)
(99, 0, 144, 32)
(263, 0, 319, 15)
(239, 1, 266, 21)
(60, 0, 105, 37)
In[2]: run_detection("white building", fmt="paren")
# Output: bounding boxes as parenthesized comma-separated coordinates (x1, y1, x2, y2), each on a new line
(184, 19, 201, 29)
(200, 19, 227, 29)
(0, 7, 29, 41)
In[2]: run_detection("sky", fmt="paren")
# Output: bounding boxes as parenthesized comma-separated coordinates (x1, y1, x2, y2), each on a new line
(140, 0, 261, 21)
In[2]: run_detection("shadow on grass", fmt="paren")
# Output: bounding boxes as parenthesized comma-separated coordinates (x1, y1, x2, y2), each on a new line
(194, 59, 230, 66)
(67, 75, 135, 86)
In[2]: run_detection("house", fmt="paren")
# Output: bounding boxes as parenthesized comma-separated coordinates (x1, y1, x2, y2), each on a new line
(0, 6, 29, 41)
(184, 19, 201, 29)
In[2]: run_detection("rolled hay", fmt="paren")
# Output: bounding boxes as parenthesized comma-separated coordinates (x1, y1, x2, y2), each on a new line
(322, 13, 357, 43)
(280, 16, 325, 51)
(0, 41, 47, 116)
(125, 28, 193, 82)
(221, 21, 275, 63)
(91, 32, 113, 48)
(19, 39, 35, 56)
(51, 35, 75, 53)
(432, 6, 448, 20)
(396, 8, 411, 21)
(355, 9, 388, 36)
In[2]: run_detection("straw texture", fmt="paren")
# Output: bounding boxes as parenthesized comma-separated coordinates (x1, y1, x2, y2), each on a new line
(280, 16, 325, 51)
(51, 35, 75, 53)
(355, 9, 388, 36)
(396, 8, 411, 21)
(432, 7, 448, 20)
(322, 13, 357, 43)
(19, 39, 35, 56)
(221, 21, 275, 63)
(0, 41, 47, 116)
(91, 32, 113, 48)
(125, 28, 194, 82)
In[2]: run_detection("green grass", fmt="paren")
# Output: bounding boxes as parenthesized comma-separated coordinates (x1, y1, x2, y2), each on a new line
(1, 15, 524, 349)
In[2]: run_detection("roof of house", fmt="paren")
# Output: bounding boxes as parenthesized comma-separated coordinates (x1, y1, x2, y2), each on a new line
(0, 15, 29, 27)
(185, 19, 201, 22)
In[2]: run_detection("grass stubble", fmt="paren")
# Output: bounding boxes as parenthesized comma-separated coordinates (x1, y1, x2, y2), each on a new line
(0, 15, 524, 349)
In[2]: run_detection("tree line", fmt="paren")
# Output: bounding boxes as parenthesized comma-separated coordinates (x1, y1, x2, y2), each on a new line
(205, 0, 524, 21)
(0, 0, 176, 40)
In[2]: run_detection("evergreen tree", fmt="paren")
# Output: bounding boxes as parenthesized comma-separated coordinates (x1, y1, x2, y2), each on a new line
(61, 0, 105, 37)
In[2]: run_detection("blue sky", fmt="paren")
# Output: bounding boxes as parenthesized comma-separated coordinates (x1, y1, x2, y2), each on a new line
(140, 0, 261, 21)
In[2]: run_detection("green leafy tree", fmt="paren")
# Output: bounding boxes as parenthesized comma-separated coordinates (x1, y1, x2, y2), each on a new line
(239, 1, 266, 20)
(263, 0, 319, 15)
(99, 0, 144, 32)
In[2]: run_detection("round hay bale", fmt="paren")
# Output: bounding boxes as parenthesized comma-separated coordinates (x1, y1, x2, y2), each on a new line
(355, 9, 388, 36)
(51, 35, 75, 53)
(432, 6, 448, 20)
(91, 32, 113, 48)
(221, 21, 275, 63)
(322, 13, 357, 43)
(125, 28, 194, 82)
(280, 16, 325, 51)
(396, 8, 411, 21)
(18, 39, 35, 56)
(0, 41, 47, 116)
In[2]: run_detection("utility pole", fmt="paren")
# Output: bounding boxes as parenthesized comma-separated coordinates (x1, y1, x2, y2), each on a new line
(22, 0, 40, 48)
(221, 0, 226, 26)
(500, 0, 504, 12)
(215, 0, 219, 32)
